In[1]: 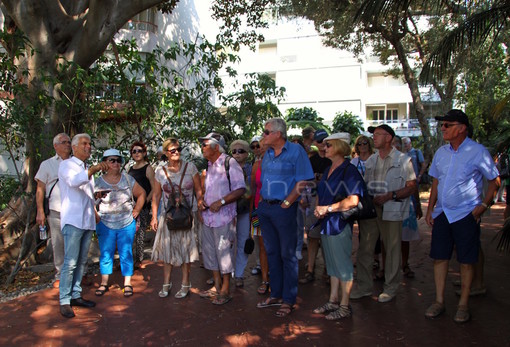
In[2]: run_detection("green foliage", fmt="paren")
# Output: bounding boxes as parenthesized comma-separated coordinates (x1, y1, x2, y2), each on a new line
(0, 176, 20, 210)
(456, 41, 510, 152)
(331, 111, 364, 139)
(284, 107, 328, 131)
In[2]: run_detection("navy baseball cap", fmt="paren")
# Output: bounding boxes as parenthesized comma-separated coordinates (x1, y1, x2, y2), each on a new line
(313, 129, 329, 142)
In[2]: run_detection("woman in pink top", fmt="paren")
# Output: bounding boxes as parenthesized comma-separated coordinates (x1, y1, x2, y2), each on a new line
(251, 138, 270, 294)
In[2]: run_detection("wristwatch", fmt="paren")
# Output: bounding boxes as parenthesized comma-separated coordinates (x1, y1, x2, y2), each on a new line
(283, 199, 291, 207)
(392, 191, 397, 200)
(220, 198, 226, 205)
(327, 205, 333, 213)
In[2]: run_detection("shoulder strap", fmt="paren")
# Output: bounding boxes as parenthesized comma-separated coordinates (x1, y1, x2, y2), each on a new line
(47, 178, 59, 198)
(224, 155, 232, 191)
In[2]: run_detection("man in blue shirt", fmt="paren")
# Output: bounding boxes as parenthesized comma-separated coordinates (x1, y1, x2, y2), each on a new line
(425, 109, 499, 323)
(256, 118, 314, 317)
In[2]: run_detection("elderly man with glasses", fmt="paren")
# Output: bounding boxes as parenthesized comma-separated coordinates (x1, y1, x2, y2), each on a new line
(198, 132, 245, 305)
(424, 109, 499, 323)
(350, 124, 416, 303)
(35, 133, 72, 288)
(255, 118, 314, 317)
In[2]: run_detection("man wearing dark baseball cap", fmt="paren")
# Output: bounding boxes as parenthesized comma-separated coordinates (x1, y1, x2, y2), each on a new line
(368, 124, 395, 138)
(434, 109, 470, 126)
(313, 129, 329, 143)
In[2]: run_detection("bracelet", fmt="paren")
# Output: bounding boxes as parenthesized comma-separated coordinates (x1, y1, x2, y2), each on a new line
(481, 202, 488, 209)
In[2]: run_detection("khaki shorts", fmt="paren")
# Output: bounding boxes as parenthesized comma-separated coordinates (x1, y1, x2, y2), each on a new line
(202, 220, 236, 274)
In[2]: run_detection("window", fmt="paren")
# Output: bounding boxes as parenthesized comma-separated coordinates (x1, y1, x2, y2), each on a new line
(371, 109, 398, 123)
(123, 8, 157, 33)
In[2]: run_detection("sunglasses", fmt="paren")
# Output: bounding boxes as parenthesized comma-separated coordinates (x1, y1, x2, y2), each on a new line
(250, 144, 260, 150)
(263, 129, 276, 136)
(356, 141, 369, 146)
(232, 149, 247, 155)
(131, 149, 144, 154)
(441, 122, 461, 128)
(58, 140, 71, 145)
(167, 146, 182, 154)
(107, 157, 122, 164)
(325, 142, 333, 148)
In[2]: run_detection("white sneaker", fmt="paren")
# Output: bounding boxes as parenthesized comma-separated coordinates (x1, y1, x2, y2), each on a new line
(378, 292, 394, 303)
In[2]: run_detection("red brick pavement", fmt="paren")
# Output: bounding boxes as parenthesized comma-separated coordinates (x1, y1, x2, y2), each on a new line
(1, 201, 509, 346)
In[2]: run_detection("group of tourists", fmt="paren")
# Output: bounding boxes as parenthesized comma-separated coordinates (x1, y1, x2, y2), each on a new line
(35, 110, 502, 323)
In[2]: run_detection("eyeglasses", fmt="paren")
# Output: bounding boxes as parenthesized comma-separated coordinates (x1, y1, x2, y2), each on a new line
(356, 141, 368, 146)
(325, 142, 333, 148)
(107, 158, 122, 164)
(58, 140, 71, 145)
(263, 129, 276, 136)
(232, 149, 247, 155)
(167, 147, 182, 154)
(250, 144, 260, 150)
(131, 149, 144, 154)
(441, 122, 461, 128)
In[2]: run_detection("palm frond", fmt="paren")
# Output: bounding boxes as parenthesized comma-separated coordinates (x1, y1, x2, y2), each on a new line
(493, 217, 510, 253)
(421, 3, 510, 82)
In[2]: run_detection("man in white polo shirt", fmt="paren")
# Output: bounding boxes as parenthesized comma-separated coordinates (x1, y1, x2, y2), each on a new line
(35, 133, 71, 288)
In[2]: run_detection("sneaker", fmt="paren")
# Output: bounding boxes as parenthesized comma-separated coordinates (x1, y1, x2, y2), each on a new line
(296, 251, 303, 260)
(377, 292, 394, 303)
(251, 265, 261, 275)
(350, 288, 372, 299)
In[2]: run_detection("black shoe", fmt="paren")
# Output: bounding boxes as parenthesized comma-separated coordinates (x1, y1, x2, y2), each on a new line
(60, 304, 75, 318)
(70, 297, 96, 308)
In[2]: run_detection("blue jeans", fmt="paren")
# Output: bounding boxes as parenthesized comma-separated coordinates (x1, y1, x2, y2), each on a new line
(59, 224, 93, 305)
(96, 220, 136, 276)
(296, 207, 305, 255)
(258, 201, 299, 305)
(234, 212, 251, 278)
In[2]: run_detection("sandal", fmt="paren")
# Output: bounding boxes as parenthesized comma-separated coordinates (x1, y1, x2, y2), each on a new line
(257, 297, 283, 308)
(235, 278, 244, 288)
(159, 283, 172, 298)
(212, 294, 232, 305)
(199, 288, 218, 299)
(425, 302, 445, 319)
(257, 281, 270, 295)
(403, 265, 415, 278)
(453, 305, 470, 323)
(313, 301, 339, 314)
(298, 271, 315, 284)
(275, 303, 293, 317)
(123, 285, 134, 297)
(95, 284, 109, 296)
(175, 283, 191, 299)
(325, 305, 352, 320)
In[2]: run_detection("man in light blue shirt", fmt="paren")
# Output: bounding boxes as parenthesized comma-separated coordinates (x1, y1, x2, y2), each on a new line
(425, 109, 499, 323)
(256, 118, 314, 317)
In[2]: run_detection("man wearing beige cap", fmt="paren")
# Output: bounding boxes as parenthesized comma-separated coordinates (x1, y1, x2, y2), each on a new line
(351, 124, 416, 303)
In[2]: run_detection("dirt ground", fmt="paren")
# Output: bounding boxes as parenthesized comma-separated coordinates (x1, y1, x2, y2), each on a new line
(0, 200, 509, 347)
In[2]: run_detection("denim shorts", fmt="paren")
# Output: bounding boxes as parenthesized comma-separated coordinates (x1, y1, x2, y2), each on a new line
(429, 212, 480, 264)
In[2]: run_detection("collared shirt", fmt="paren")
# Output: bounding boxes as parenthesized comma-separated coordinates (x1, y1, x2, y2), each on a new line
(429, 137, 499, 223)
(260, 141, 314, 200)
(58, 157, 96, 230)
(34, 154, 65, 212)
(203, 153, 245, 228)
(317, 160, 364, 236)
(407, 148, 424, 176)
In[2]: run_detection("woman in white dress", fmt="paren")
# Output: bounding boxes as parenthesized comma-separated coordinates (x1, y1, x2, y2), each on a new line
(151, 138, 203, 299)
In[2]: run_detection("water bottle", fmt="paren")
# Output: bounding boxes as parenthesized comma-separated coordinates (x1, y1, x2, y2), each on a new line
(39, 225, 48, 240)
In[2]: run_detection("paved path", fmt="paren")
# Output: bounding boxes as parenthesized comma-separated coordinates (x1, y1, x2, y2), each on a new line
(1, 201, 509, 346)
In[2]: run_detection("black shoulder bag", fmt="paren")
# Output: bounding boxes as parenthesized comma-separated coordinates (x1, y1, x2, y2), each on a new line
(163, 163, 193, 231)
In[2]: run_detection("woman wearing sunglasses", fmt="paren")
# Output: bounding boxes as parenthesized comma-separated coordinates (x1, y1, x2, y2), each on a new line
(128, 141, 156, 268)
(229, 140, 252, 288)
(313, 133, 365, 320)
(151, 138, 203, 299)
(350, 135, 374, 177)
(94, 149, 147, 297)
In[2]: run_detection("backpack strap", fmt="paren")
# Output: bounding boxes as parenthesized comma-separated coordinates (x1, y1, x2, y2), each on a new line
(224, 155, 232, 191)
